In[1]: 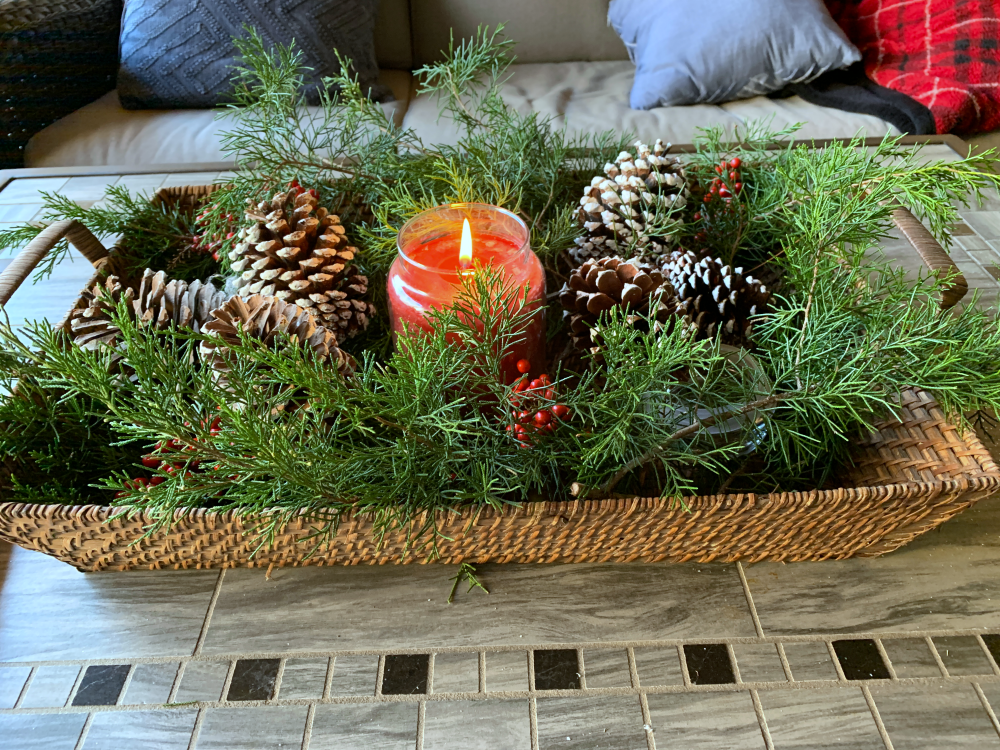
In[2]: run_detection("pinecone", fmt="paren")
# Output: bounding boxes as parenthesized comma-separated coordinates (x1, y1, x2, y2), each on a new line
(69, 268, 227, 350)
(660, 250, 772, 346)
(199, 294, 355, 381)
(559, 256, 681, 354)
(228, 190, 375, 340)
(572, 140, 689, 266)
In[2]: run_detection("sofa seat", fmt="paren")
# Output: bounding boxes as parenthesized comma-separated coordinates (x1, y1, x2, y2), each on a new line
(23, 60, 910, 170)
(24, 70, 414, 169)
(402, 61, 901, 147)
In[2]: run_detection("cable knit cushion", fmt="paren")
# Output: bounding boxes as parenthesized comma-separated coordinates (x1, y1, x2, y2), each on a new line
(609, 0, 860, 110)
(117, 0, 389, 110)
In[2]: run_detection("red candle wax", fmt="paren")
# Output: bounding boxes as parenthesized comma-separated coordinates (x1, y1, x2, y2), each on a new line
(387, 204, 545, 383)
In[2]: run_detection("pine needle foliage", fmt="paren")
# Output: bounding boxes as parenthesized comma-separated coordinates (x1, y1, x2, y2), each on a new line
(1, 27, 1000, 552)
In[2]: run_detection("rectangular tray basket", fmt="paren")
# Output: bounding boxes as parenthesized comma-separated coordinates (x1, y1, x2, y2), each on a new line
(0, 186, 996, 571)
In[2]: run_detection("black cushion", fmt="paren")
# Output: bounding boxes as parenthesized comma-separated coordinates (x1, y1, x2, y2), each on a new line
(117, 0, 389, 110)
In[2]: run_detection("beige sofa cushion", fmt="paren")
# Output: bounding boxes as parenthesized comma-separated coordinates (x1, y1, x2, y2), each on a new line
(24, 71, 412, 168)
(401, 61, 899, 147)
(410, 0, 627, 64)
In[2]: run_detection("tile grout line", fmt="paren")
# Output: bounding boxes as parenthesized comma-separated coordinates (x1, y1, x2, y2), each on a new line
(192, 568, 226, 657)
(116, 664, 139, 706)
(527, 650, 539, 750)
(13, 667, 36, 709)
(576, 649, 586, 690)
(973, 682, 1000, 740)
(301, 702, 316, 750)
(220, 659, 237, 703)
(676, 645, 692, 688)
(861, 684, 895, 750)
(639, 691, 655, 750)
(186, 706, 206, 750)
(414, 700, 426, 750)
(272, 658, 287, 702)
(72, 712, 93, 750)
(874, 639, 899, 680)
(322, 657, 335, 701)
(976, 635, 1000, 676)
(477, 652, 486, 694)
(375, 655, 386, 697)
(736, 561, 766, 638)
(727, 643, 743, 685)
(426, 653, 435, 695)
(66, 665, 87, 707)
(827, 641, 848, 682)
(167, 661, 185, 705)
(749, 689, 775, 750)
(774, 643, 794, 681)
(6, 628, 1000, 666)
(925, 636, 951, 678)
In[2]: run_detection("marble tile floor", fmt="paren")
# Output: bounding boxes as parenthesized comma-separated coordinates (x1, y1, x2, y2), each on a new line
(4, 147, 1000, 749)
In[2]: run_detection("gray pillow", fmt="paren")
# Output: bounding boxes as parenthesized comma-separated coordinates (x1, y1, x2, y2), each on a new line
(608, 0, 861, 110)
(118, 0, 390, 110)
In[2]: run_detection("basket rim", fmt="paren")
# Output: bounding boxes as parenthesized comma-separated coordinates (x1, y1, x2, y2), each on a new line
(2, 471, 998, 527)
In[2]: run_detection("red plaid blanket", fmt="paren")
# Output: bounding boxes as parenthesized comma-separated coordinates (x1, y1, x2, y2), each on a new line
(827, 0, 1000, 135)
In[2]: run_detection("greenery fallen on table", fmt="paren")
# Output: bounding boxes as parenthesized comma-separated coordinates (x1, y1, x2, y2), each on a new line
(2, 26, 1000, 554)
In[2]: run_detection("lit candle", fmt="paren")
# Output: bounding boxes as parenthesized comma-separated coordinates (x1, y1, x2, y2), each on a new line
(387, 203, 546, 382)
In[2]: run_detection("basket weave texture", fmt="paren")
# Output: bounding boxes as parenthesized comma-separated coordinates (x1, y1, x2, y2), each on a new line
(1, 389, 997, 571)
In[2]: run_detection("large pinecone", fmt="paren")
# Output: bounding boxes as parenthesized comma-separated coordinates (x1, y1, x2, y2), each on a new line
(660, 250, 772, 346)
(199, 294, 355, 381)
(559, 256, 681, 354)
(69, 268, 227, 350)
(228, 190, 375, 340)
(572, 140, 689, 266)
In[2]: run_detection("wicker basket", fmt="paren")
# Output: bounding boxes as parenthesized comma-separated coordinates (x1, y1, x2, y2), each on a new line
(0, 190, 995, 571)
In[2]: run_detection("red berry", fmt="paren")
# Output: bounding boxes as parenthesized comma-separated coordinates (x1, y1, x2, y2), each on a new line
(544, 423, 556, 434)
(130, 477, 149, 490)
(212, 251, 220, 262)
(703, 194, 712, 203)
(163, 465, 177, 475)
(729, 157, 741, 169)
(141, 455, 161, 468)
(516, 358, 531, 374)
(715, 164, 724, 174)
(552, 404, 571, 420)
(529, 379, 543, 390)
(149, 475, 166, 487)
(734, 182, 743, 193)
(518, 410, 532, 423)
(513, 379, 529, 394)
(538, 374, 551, 386)
(718, 186, 731, 198)
(534, 410, 552, 427)
(514, 423, 528, 435)
(114, 490, 126, 499)
(693, 212, 701, 221)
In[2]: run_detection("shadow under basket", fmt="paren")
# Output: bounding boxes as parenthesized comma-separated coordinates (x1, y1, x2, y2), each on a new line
(0, 187, 996, 571)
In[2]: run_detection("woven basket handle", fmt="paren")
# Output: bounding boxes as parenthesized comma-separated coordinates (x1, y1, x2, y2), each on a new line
(890, 204, 968, 309)
(0, 220, 108, 308)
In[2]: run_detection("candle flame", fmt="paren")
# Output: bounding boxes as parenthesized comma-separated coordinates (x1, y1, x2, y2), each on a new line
(459, 218, 473, 270)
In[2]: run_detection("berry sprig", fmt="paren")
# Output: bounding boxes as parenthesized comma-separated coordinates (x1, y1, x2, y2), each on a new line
(192, 209, 237, 263)
(114, 416, 224, 498)
(506, 359, 572, 448)
(691, 157, 743, 248)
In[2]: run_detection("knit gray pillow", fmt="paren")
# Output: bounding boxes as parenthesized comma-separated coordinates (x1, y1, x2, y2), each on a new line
(118, 0, 389, 110)
(608, 0, 860, 110)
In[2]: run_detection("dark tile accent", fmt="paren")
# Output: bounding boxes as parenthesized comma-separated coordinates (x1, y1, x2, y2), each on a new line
(72, 665, 130, 706)
(983, 634, 1000, 665)
(381, 654, 429, 695)
(683, 644, 734, 685)
(533, 649, 580, 690)
(833, 640, 890, 680)
(226, 659, 280, 702)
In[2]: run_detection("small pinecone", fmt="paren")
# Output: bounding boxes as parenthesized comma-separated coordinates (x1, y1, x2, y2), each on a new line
(199, 294, 355, 379)
(69, 268, 227, 350)
(572, 139, 688, 266)
(559, 256, 680, 354)
(660, 250, 772, 346)
(228, 190, 375, 339)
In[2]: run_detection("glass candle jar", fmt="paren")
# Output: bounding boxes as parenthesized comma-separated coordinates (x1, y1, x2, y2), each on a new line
(388, 203, 545, 382)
